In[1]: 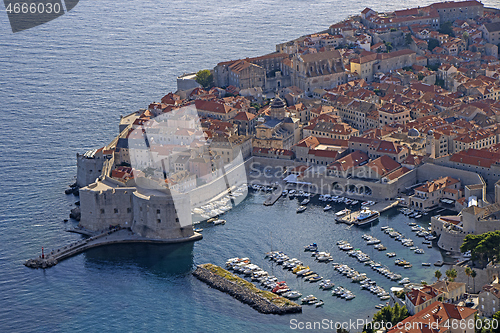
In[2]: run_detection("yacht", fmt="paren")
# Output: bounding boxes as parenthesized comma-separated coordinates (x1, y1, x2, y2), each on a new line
(355, 208, 380, 226)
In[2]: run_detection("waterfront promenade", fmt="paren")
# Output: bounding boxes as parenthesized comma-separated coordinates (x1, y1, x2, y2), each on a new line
(24, 228, 202, 269)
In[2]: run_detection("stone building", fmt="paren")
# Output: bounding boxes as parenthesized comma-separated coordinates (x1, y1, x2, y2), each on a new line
(479, 283, 500, 317)
(350, 49, 417, 82)
(290, 50, 346, 94)
(409, 176, 461, 210)
(253, 97, 300, 150)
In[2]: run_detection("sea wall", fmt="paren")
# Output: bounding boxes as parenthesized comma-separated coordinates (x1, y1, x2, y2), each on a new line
(192, 264, 302, 315)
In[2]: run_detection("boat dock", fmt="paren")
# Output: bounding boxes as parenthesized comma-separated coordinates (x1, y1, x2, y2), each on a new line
(24, 228, 202, 269)
(336, 200, 399, 225)
(263, 185, 283, 206)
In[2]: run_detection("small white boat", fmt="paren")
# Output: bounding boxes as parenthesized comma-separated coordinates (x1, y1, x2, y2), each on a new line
(301, 199, 310, 205)
(297, 206, 307, 213)
(324, 205, 332, 211)
(336, 209, 350, 217)
(398, 277, 410, 284)
(422, 262, 431, 266)
(212, 219, 226, 225)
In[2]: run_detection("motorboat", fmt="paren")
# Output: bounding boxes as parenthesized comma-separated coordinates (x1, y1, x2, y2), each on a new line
(301, 295, 317, 304)
(422, 263, 431, 266)
(336, 209, 350, 217)
(283, 291, 302, 299)
(315, 300, 324, 307)
(414, 249, 425, 254)
(304, 243, 318, 251)
(320, 281, 335, 290)
(434, 260, 444, 267)
(212, 219, 226, 225)
(301, 198, 310, 205)
(324, 205, 332, 211)
(309, 275, 323, 283)
(398, 277, 410, 284)
(297, 206, 307, 213)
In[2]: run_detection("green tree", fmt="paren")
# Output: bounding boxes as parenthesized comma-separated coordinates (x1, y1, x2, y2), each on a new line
(364, 304, 409, 333)
(405, 33, 413, 45)
(461, 231, 500, 267)
(435, 270, 442, 281)
(418, 73, 425, 81)
(337, 328, 350, 333)
(195, 69, 213, 89)
(384, 41, 393, 52)
(471, 270, 477, 292)
(493, 311, 500, 333)
(445, 268, 457, 282)
(439, 21, 455, 37)
(465, 267, 472, 292)
(428, 38, 439, 51)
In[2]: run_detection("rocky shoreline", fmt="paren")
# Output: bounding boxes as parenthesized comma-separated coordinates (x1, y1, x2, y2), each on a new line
(192, 264, 302, 315)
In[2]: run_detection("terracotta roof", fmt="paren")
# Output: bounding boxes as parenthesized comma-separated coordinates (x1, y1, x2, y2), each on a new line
(387, 301, 476, 333)
(327, 151, 369, 171)
(414, 176, 459, 193)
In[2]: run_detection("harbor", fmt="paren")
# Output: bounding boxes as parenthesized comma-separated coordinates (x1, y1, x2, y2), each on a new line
(189, 188, 459, 319)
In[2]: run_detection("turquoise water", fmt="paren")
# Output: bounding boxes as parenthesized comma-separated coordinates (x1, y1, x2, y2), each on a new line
(0, 0, 496, 331)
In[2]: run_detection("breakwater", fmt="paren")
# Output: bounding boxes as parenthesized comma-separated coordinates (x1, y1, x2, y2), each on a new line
(192, 264, 301, 315)
(24, 228, 202, 269)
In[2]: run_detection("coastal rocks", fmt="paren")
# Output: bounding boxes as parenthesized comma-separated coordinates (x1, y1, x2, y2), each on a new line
(24, 257, 58, 269)
(192, 265, 302, 315)
(65, 183, 80, 196)
(70, 207, 81, 221)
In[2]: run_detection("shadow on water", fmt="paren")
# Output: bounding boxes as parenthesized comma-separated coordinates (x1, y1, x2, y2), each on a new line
(82, 242, 195, 277)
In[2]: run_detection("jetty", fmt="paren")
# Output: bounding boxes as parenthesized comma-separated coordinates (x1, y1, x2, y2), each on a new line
(336, 200, 399, 225)
(192, 264, 301, 314)
(263, 184, 284, 206)
(24, 227, 202, 269)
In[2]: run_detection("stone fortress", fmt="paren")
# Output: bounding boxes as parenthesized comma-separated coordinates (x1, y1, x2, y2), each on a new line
(76, 105, 248, 243)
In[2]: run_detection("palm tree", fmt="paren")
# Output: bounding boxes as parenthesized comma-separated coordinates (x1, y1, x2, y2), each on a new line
(465, 267, 472, 292)
(435, 270, 442, 281)
(471, 270, 477, 293)
(448, 268, 457, 282)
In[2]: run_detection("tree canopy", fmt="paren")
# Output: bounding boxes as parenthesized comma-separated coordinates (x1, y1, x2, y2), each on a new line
(195, 69, 214, 89)
(439, 21, 455, 37)
(461, 231, 500, 267)
(428, 38, 440, 51)
(405, 33, 413, 45)
(363, 304, 409, 333)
